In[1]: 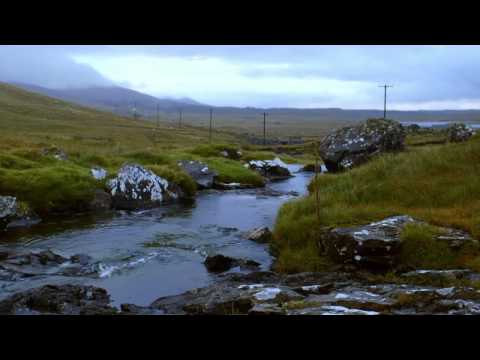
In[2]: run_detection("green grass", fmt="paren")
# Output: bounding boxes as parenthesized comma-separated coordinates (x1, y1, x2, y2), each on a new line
(273, 134, 480, 273)
(0, 82, 292, 216)
(204, 158, 265, 186)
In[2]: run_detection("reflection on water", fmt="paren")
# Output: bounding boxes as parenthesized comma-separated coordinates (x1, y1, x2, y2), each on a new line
(0, 164, 313, 306)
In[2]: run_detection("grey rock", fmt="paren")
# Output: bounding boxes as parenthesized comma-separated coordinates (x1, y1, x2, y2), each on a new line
(248, 158, 292, 181)
(203, 254, 261, 273)
(178, 160, 217, 189)
(41, 146, 68, 161)
(319, 118, 406, 172)
(108, 164, 181, 210)
(90, 167, 107, 180)
(89, 189, 112, 211)
(0, 284, 116, 315)
(446, 123, 475, 143)
(245, 227, 272, 244)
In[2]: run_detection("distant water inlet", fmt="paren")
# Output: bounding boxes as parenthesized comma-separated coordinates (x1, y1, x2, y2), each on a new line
(401, 121, 480, 129)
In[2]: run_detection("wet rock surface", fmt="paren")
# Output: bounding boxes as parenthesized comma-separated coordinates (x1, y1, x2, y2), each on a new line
(0, 250, 101, 280)
(245, 227, 272, 244)
(0, 284, 117, 315)
(108, 164, 181, 210)
(203, 254, 261, 273)
(119, 269, 480, 315)
(319, 118, 406, 172)
(248, 158, 292, 181)
(446, 123, 476, 143)
(178, 160, 218, 189)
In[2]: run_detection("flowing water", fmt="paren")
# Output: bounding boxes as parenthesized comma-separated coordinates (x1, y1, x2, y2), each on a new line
(0, 164, 313, 307)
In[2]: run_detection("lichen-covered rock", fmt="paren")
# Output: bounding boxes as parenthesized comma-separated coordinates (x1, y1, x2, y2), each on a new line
(107, 164, 180, 210)
(0, 284, 117, 315)
(322, 215, 414, 269)
(0, 196, 17, 228)
(446, 123, 475, 143)
(245, 227, 272, 244)
(0, 197, 40, 231)
(248, 157, 292, 181)
(178, 160, 217, 189)
(321, 215, 477, 269)
(90, 167, 107, 180)
(319, 118, 406, 172)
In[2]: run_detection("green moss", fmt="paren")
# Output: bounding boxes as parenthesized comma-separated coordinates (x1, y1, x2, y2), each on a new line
(273, 135, 480, 273)
(0, 164, 97, 215)
(147, 164, 197, 197)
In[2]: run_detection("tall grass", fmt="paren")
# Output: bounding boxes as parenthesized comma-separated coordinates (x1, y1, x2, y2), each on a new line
(273, 135, 480, 273)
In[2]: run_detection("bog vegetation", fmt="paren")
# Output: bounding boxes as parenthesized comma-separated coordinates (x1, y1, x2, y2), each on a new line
(273, 133, 480, 273)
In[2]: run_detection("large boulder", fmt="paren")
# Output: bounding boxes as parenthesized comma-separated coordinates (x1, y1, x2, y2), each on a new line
(319, 118, 406, 172)
(178, 160, 217, 189)
(107, 164, 181, 210)
(0, 284, 117, 315)
(321, 215, 478, 270)
(446, 123, 475, 143)
(247, 157, 292, 181)
(0, 196, 16, 229)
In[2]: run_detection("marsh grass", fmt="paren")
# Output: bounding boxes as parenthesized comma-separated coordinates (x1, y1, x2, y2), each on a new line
(273, 134, 480, 273)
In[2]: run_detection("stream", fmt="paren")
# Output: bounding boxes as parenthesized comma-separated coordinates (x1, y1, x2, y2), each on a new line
(0, 164, 313, 307)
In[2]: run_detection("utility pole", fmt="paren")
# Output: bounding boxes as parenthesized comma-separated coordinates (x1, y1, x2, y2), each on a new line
(156, 103, 160, 130)
(179, 108, 182, 129)
(133, 102, 137, 120)
(209, 108, 213, 144)
(379, 84, 393, 119)
(262, 112, 268, 146)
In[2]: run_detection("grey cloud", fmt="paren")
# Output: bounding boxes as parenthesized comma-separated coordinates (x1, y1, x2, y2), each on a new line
(0, 45, 113, 88)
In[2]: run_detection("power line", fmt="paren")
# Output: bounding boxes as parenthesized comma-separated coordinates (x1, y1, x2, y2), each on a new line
(209, 108, 213, 144)
(379, 84, 393, 119)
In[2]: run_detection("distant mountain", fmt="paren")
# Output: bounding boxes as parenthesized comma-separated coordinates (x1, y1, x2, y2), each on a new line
(11, 83, 209, 117)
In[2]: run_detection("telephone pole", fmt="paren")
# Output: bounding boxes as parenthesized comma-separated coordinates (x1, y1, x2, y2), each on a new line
(156, 103, 160, 130)
(379, 84, 393, 119)
(262, 112, 267, 146)
(209, 108, 213, 144)
(178, 108, 182, 129)
(133, 102, 137, 120)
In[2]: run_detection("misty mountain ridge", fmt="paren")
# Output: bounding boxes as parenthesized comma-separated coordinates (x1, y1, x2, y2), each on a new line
(10, 82, 210, 117)
(9, 81, 480, 125)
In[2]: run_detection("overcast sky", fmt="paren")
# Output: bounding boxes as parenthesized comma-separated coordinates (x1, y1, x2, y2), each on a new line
(1, 45, 480, 110)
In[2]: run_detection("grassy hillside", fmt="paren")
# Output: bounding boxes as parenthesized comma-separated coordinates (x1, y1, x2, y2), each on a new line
(0, 83, 270, 215)
(273, 134, 480, 273)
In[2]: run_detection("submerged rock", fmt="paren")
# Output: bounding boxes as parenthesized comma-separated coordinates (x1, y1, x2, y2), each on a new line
(319, 118, 406, 172)
(203, 254, 260, 273)
(107, 164, 181, 210)
(178, 160, 217, 189)
(0, 250, 98, 279)
(245, 227, 272, 244)
(0, 284, 116, 315)
(248, 158, 292, 181)
(446, 123, 475, 143)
